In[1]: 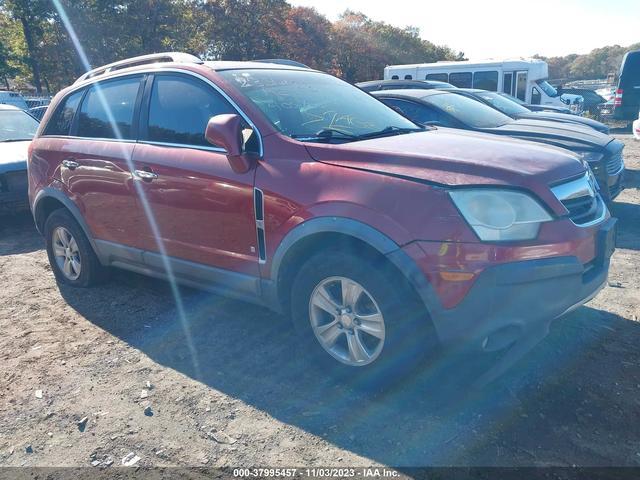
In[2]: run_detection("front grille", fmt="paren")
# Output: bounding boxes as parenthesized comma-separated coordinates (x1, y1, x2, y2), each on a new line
(551, 172, 604, 226)
(561, 194, 600, 225)
(606, 151, 624, 175)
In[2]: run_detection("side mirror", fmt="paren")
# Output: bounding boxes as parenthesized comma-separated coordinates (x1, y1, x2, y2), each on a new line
(205, 114, 255, 174)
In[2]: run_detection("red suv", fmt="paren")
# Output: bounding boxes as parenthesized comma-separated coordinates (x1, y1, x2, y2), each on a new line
(28, 53, 616, 378)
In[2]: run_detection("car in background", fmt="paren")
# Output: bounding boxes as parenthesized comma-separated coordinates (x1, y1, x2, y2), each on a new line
(633, 112, 640, 140)
(452, 88, 609, 133)
(0, 104, 38, 214)
(28, 105, 48, 121)
(356, 79, 455, 92)
(499, 92, 574, 114)
(556, 87, 606, 115)
(613, 50, 640, 121)
(0, 90, 28, 110)
(29, 52, 615, 383)
(373, 89, 625, 202)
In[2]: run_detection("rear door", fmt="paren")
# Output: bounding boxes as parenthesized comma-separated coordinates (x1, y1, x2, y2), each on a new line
(62, 75, 146, 249)
(618, 51, 640, 119)
(132, 72, 259, 277)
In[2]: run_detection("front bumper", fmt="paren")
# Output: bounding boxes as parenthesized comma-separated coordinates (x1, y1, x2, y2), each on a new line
(0, 169, 29, 214)
(402, 217, 616, 352)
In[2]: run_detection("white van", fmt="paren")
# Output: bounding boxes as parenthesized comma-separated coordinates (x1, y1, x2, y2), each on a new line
(384, 59, 583, 113)
(0, 91, 28, 110)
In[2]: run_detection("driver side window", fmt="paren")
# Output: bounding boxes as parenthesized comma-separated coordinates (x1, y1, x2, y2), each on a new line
(383, 98, 447, 126)
(144, 74, 257, 152)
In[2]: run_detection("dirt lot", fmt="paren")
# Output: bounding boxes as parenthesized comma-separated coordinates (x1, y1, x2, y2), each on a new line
(1, 136, 639, 470)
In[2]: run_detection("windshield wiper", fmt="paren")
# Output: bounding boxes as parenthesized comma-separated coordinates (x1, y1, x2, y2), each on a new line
(1, 138, 33, 143)
(292, 128, 359, 143)
(355, 126, 424, 140)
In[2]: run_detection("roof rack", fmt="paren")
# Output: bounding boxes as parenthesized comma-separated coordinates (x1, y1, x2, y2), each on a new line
(74, 52, 203, 84)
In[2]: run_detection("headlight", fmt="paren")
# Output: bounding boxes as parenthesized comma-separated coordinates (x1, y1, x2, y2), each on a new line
(449, 189, 553, 241)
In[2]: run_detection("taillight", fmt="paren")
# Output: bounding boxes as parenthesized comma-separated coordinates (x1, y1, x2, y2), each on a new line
(614, 88, 623, 107)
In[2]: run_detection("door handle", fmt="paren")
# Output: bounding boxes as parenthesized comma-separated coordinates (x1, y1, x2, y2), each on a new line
(134, 169, 158, 181)
(62, 159, 79, 170)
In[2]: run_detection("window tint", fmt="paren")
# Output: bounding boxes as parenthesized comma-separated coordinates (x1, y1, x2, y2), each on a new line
(146, 75, 237, 147)
(449, 72, 472, 88)
(382, 98, 444, 125)
(473, 71, 498, 91)
(425, 92, 512, 128)
(77, 77, 141, 139)
(426, 73, 448, 82)
(43, 89, 83, 136)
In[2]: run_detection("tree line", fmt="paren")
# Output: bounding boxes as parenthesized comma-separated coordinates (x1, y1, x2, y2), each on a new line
(537, 43, 640, 84)
(0, 0, 464, 93)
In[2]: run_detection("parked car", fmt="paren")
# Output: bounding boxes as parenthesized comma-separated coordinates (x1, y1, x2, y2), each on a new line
(373, 89, 625, 202)
(499, 93, 574, 114)
(0, 90, 28, 110)
(633, 111, 640, 140)
(556, 87, 606, 115)
(356, 79, 455, 92)
(452, 89, 609, 133)
(613, 49, 640, 121)
(29, 53, 615, 382)
(597, 99, 615, 122)
(0, 104, 38, 214)
(29, 105, 48, 121)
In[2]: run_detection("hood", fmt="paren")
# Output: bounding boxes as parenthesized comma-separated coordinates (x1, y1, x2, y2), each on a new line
(517, 111, 609, 134)
(304, 128, 585, 190)
(0, 140, 29, 174)
(481, 118, 612, 151)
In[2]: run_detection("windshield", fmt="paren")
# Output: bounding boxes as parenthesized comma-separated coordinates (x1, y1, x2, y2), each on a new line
(426, 92, 513, 128)
(474, 91, 531, 116)
(219, 69, 422, 142)
(0, 110, 39, 142)
(536, 80, 558, 97)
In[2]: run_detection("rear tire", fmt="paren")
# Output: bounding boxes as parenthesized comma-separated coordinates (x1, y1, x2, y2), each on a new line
(44, 208, 107, 287)
(290, 250, 436, 388)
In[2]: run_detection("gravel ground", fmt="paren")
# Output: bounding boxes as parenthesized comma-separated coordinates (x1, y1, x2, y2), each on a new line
(0, 136, 639, 470)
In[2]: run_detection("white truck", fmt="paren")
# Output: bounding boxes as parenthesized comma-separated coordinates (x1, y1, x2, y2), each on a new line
(384, 58, 583, 113)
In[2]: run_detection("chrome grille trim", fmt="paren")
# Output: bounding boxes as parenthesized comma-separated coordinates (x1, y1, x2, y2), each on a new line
(551, 172, 606, 227)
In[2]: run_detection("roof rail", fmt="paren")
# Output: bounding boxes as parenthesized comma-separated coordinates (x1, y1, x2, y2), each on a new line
(253, 59, 310, 69)
(74, 52, 203, 84)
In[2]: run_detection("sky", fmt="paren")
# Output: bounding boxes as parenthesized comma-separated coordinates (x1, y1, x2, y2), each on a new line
(289, 0, 639, 60)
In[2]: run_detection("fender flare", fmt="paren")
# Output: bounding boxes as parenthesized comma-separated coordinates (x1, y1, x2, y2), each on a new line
(266, 217, 440, 315)
(32, 187, 100, 254)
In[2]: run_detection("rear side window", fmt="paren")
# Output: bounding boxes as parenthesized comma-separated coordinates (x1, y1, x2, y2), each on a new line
(473, 71, 498, 91)
(144, 74, 236, 147)
(449, 72, 472, 88)
(77, 77, 142, 140)
(43, 90, 83, 136)
(426, 73, 448, 82)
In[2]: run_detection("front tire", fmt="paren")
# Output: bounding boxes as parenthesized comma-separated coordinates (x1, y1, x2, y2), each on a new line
(44, 209, 107, 287)
(290, 250, 436, 386)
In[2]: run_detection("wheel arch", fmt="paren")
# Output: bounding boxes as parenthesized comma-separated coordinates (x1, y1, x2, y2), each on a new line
(266, 217, 439, 318)
(32, 188, 100, 255)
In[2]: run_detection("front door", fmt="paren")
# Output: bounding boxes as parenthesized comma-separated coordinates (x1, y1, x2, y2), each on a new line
(515, 71, 528, 102)
(132, 73, 260, 277)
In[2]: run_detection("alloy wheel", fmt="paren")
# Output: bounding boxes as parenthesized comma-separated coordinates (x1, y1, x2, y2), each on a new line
(52, 226, 82, 281)
(309, 276, 385, 366)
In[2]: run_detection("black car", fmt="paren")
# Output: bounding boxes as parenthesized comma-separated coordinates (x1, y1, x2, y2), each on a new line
(613, 49, 640, 121)
(373, 89, 625, 202)
(499, 92, 574, 114)
(452, 88, 609, 134)
(356, 79, 455, 92)
(556, 87, 606, 115)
